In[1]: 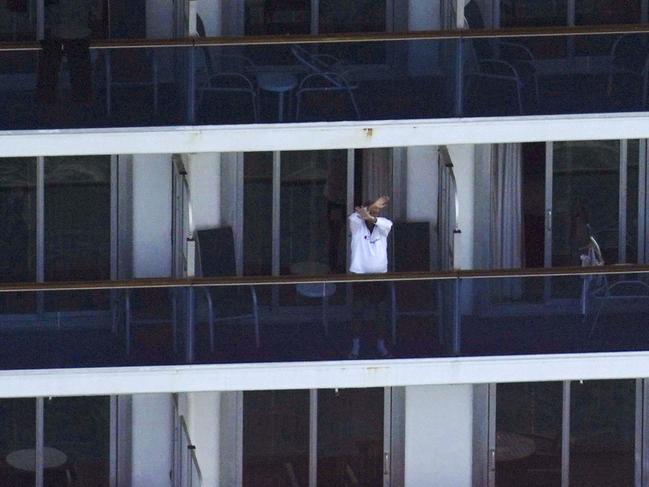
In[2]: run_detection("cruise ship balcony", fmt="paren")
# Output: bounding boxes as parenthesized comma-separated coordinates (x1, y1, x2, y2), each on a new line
(3, 27, 649, 131)
(0, 266, 648, 371)
(0, 138, 647, 372)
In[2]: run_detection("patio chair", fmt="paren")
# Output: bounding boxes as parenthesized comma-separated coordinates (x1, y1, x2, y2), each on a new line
(194, 15, 258, 123)
(195, 227, 260, 350)
(464, 0, 539, 114)
(291, 45, 361, 120)
(607, 33, 649, 107)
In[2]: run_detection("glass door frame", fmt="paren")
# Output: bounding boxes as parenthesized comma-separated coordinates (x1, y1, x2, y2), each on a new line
(0, 156, 120, 323)
(20, 395, 120, 487)
(544, 140, 634, 269)
(236, 148, 406, 280)
(231, 387, 403, 487)
(36, 155, 120, 284)
(479, 379, 647, 487)
(541, 140, 639, 306)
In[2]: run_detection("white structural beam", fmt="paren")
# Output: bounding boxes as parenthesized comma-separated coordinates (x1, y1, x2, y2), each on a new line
(3, 112, 649, 157)
(3, 351, 649, 398)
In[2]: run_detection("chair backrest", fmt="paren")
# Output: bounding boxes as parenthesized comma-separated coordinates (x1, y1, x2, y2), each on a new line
(195, 227, 237, 277)
(196, 14, 215, 76)
(464, 0, 495, 61)
(291, 45, 343, 87)
(392, 221, 431, 272)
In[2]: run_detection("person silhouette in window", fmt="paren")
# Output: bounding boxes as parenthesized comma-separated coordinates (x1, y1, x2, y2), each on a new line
(37, 0, 102, 107)
(348, 195, 393, 359)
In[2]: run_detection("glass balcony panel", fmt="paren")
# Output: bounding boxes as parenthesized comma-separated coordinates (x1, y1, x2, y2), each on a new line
(465, 272, 649, 356)
(0, 270, 647, 369)
(3, 30, 649, 128)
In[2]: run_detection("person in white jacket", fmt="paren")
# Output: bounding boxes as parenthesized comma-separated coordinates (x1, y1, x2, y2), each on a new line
(348, 195, 393, 359)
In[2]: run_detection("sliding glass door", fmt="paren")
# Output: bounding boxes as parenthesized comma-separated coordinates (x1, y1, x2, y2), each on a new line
(317, 388, 385, 487)
(0, 156, 115, 315)
(241, 148, 408, 282)
(0, 396, 113, 487)
(488, 379, 637, 487)
(242, 388, 392, 487)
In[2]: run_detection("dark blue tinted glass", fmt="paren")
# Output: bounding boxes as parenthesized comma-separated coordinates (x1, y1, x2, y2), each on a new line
(4, 31, 649, 129)
(0, 270, 647, 369)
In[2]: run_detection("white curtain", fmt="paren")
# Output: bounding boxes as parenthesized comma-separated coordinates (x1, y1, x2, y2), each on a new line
(362, 148, 392, 213)
(490, 143, 523, 269)
(490, 143, 523, 299)
(440, 0, 457, 30)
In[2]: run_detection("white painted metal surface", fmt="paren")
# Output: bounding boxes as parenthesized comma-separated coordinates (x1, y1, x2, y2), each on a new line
(3, 113, 649, 157)
(2, 351, 649, 398)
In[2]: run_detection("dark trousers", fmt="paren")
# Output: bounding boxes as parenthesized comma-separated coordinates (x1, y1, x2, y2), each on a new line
(351, 280, 389, 339)
(37, 37, 92, 104)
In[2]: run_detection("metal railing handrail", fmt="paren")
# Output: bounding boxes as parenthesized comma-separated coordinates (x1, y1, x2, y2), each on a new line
(2, 23, 649, 52)
(0, 264, 648, 293)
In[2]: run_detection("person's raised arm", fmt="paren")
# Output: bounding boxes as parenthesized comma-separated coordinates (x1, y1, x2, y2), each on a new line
(348, 209, 364, 234)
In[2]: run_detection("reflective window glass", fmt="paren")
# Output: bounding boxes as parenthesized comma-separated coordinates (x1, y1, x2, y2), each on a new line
(243, 390, 310, 487)
(317, 388, 384, 487)
(44, 156, 111, 282)
(44, 396, 110, 487)
(570, 380, 635, 486)
(496, 382, 563, 487)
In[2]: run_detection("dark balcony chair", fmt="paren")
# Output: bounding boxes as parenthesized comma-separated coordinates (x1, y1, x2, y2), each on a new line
(588, 278, 649, 341)
(463, 0, 539, 115)
(291, 44, 361, 120)
(389, 221, 438, 346)
(194, 15, 258, 123)
(607, 33, 649, 107)
(195, 227, 260, 350)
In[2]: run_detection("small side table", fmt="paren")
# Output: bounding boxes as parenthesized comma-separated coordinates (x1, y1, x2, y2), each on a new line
(257, 72, 298, 122)
(7, 446, 68, 471)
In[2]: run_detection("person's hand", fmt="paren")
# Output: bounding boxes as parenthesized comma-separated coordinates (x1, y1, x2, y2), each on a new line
(355, 206, 374, 221)
(369, 195, 390, 212)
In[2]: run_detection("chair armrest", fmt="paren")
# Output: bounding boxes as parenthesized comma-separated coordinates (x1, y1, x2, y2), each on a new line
(500, 41, 535, 62)
(313, 53, 344, 67)
(298, 71, 357, 90)
(477, 59, 521, 79)
(200, 287, 214, 325)
(249, 286, 258, 308)
(207, 72, 257, 91)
